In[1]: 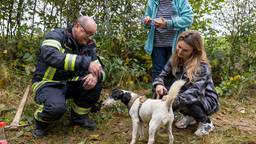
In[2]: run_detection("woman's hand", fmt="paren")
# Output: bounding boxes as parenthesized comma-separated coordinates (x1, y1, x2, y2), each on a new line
(143, 16, 152, 25)
(161, 95, 167, 101)
(154, 17, 167, 29)
(156, 84, 167, 96)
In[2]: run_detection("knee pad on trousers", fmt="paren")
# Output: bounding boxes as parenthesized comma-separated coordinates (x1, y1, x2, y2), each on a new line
(39, 103, 67, 122)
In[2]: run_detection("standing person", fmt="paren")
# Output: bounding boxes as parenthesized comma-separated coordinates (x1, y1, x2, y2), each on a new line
(31, 16, 106, 138)
(153, 30, 219, 136)
(142, 0, 194, 94)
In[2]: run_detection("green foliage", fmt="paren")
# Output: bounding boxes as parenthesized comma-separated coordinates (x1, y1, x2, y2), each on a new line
(204, 0, 256, 96)
(0, 0, 255, 94)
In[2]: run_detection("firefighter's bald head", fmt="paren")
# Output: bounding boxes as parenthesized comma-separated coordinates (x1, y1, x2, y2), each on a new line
(73, 16, 97, 45)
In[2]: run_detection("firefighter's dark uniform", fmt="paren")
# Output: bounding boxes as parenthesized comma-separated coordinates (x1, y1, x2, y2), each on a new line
(32, 23, 106, 126)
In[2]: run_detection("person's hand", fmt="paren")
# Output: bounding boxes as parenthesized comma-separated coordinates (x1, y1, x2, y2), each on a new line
(161, 95, 167, 101)
(82, 74, 98, 90)
(156, 84, 167, 96)
(143, 16, 152, 25)
(88, 62, 102, 77)
(154, 17, 167, 29)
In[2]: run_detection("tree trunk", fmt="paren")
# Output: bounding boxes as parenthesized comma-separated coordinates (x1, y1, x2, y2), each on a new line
(16, 0, 24, 37)
(31, 0, 37, 39)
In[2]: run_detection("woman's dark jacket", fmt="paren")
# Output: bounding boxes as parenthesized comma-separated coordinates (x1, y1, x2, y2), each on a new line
(153, 58, 219, 116)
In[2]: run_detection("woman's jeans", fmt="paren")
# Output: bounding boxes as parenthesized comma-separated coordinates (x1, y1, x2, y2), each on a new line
(174, 101, 207, 123)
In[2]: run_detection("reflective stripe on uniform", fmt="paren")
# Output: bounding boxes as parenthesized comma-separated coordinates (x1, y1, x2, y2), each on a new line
(43, 67, 57, 81)
(95, 96, 102, 107)
(41, 39, 64, 82)
(93, 59, 106, 82)
(32, 39, 66, 93)
(64, 53, 77, 71)
(42, 40, 62, 51)
(32, 80, 59, 93)
(101, 71, 106, 82)
(93, 59, 101, 66)
(34, 104, 52, 123)
(67, 76, 80, 81)
(72, 103, 91, 115)
(32, 81, 47, 93)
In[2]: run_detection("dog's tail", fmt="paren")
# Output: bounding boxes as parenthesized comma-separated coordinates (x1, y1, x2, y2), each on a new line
(165, 80, 186, 107)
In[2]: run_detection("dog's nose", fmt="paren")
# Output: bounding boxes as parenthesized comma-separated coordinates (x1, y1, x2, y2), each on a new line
(102, 103, 105, 106)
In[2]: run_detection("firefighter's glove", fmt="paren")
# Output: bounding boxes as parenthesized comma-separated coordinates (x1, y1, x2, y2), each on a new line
(90, 100, 102, 113)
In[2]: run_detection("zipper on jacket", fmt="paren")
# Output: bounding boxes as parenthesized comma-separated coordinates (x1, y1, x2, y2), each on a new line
(66, 29, 80, 55)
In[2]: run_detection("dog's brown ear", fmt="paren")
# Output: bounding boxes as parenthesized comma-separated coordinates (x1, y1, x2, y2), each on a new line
(110, 88, 124, 100)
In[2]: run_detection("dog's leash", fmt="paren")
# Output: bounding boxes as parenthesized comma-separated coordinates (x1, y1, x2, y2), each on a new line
(152, 90, 169, 99)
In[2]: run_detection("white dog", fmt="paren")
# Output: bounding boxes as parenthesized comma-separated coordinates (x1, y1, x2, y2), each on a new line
(103, 80, 186, 144)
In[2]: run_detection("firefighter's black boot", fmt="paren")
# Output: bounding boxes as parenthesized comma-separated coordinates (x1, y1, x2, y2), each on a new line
(71, 114, 96, 130)
(33, 117, 49, 138)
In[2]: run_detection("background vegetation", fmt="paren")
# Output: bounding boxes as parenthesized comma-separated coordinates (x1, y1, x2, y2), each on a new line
(1, 0, 255, 92)
(0, 0, 256, 143)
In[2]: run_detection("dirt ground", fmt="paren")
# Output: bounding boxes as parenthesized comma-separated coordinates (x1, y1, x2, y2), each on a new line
(2, 87, 256, 144)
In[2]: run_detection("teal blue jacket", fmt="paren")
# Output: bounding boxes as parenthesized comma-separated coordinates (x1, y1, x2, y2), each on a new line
(142, 0, 194, 55)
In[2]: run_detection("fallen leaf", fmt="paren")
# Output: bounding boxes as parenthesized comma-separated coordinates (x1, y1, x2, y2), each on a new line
(216, 116, 222, 120)
(18, 140, 25, 144)
(24, 132, 33, 137)
(236, 107, 245, 112)
(73, 125, 79, 132)
(126, 137, 132, 141)
(125, 129, 129, 134)
(90, 135, 99, 140)
(222, 119, 227, 123)
(221, 111, 226, 115)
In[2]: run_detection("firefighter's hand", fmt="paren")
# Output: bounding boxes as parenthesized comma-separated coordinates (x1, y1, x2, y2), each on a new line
(154, 17, 167, 29)
(90, 100, 102, 113)
(88, 62, 102, 77)
(82, 74, 98, 90)
(143, 16, 152, 25)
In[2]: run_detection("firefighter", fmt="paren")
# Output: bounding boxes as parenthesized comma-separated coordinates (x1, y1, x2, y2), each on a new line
(31, 16, 106, 138)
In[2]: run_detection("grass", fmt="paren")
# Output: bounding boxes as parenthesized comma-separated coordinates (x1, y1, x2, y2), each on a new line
(1, 80, 256, 144)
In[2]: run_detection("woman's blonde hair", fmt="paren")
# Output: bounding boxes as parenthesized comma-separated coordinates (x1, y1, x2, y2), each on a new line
(172, 30, 210, 83)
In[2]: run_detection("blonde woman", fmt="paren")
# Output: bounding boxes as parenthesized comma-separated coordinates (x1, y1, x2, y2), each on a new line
(153, 30, 219, 136)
